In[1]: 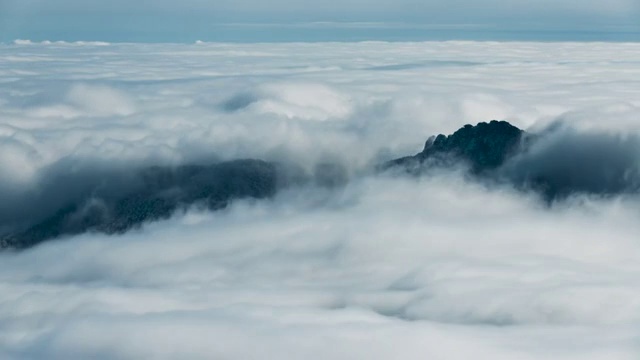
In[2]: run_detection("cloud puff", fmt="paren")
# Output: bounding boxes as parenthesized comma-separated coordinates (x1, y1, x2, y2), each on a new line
(221, 82, 352, 120)
(500, 124, 640, 198)
(1, 41, 640, 359)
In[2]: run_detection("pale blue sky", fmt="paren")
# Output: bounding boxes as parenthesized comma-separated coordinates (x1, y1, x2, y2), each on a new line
(1, 0, 639, 42)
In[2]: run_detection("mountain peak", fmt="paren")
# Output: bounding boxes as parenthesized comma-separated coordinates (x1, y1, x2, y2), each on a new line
(386, 120, 525, 173)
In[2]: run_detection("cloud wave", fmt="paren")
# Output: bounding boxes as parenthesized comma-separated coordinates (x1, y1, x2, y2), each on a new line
(1, 41, 640, 359)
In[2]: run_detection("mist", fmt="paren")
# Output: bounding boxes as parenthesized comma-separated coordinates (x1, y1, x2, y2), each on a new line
(1, 41, 640, 359)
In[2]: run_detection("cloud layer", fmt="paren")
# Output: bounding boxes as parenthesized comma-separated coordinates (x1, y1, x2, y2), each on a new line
(1, 41, 640, 358)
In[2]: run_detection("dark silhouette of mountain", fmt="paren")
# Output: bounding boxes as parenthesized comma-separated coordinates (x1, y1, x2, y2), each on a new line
(383, 120, 525, 173)
(0, 160, 281, 250)
(384, 120, 640, 200)
(2, 120, 639, 250)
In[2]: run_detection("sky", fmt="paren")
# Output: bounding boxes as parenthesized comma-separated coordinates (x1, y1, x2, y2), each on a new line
(2, 40, 640, 358)
(1, 0, 639, 42)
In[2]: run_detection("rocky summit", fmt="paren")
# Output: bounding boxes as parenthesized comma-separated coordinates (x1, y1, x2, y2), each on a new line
(384, 120, 525, 174)
(384, 120, 640, 200)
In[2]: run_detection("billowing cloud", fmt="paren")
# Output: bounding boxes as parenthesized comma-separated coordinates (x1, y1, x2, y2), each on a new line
(1, 41, 640, 358)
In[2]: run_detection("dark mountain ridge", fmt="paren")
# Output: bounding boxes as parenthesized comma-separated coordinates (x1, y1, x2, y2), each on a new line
(2, 120, 639, 250)
(383, 120, 640, 199)
(383, 120, 526, 173)
(0, 160, 281, 250)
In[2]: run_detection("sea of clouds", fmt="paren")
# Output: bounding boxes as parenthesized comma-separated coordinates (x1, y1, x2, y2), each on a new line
(1, 40, 640, 359)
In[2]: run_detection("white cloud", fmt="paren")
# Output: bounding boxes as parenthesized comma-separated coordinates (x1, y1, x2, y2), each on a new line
(1, 175, 640, 359)
(66, 84, 135, 117)
(12, 39, 110, 46)
(0, 41, 640, 359)
(250, 82, 353, 121)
